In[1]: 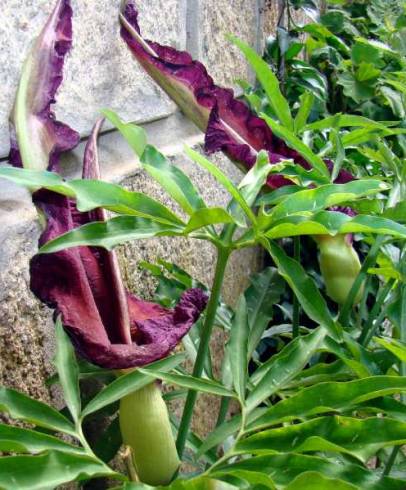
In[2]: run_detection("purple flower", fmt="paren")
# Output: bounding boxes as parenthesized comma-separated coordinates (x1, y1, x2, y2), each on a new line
(9, 0, 80, 171)
(119, 0, 354, 189)
(10, 0, 207, 369)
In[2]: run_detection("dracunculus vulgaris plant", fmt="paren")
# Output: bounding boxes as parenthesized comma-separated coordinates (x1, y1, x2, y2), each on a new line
(6, 0, 207, 485)
(2, 0, 406, 487)
(118, 0, 365, 307)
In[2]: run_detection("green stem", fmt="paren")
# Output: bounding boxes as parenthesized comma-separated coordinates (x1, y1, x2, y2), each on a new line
(359, 278, 395, 346)
(176, 247, 231, 459)
(338, 235, 385, 327)
(292, 237, 301, 338)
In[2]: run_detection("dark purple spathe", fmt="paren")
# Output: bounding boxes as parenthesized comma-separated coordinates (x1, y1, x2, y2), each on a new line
(120, 0, 354, 189)
(10, 0, 207, 369)
(9, 0, 80, 171)
(30, 121, 207, 368)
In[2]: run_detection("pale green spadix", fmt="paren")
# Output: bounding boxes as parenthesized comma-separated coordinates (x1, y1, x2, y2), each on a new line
(119, 382, 180, 485)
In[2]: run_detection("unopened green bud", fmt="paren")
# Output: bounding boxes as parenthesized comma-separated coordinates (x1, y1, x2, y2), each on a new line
(317, 234, 363, 305)
(119, 382, 180, 485)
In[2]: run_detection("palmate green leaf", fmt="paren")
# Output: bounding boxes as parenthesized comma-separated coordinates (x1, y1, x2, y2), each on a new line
(261, 179, 388, 223)
(184, 207, 235, 233)
(81, 354, 186, 417)
(246, 267, 284, 358)
(246, 327, 326, 412)
(39, 216, 184, 254)
(247, 376, 406, 431)
(142, 145, 207, 215)
(102, 109, 147, 157)
(54, 319, 81, 423)
(0, 424, 84, 455)
(0, 451, 118, 490)
(374, 337, 406, 362)
(263, 240, 341, 340)
(137, 369, 235, 398)
(227, 295, 249, 400)
(184, 146, 257, 225)
(235, 416, 406, 462)
(229, 36, 293, 131)
(260, 113, 330, 182)
(294, 92, 315, 134)
(0, 167, 185, 226)
(0, 386, 75, 436)
(285, 472, 358, 490)
(265, 211, 406, 240)
(216, 453, 406, 490)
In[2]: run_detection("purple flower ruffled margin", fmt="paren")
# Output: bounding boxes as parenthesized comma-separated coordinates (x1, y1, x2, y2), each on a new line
(119, 0, 354, 190)
(9, 0, 80, 171)
(10, 0, 207, 369)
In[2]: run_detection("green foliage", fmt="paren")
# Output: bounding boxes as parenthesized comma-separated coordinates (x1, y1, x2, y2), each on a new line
(0, 318, 122, 489)
(3, 99, 405, 485)
(1, 1, 406, 488)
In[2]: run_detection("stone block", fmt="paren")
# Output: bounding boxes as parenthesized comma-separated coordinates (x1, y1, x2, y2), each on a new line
(187, 0, 260, 89)
(0, 0, 187, 157)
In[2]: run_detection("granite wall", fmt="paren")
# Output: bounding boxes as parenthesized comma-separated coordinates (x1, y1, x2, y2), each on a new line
(0, 0, 283, 437)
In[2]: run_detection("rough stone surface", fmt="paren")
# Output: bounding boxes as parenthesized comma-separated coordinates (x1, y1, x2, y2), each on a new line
(0, 218, 55, 403)
(188, 0, 260, 89)
(0, 0, 186, 157)
(261, 0, 309, 38)
(262, 0, 283, 36)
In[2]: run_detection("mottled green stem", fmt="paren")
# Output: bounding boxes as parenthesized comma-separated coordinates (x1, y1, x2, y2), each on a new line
(176, 247, 231, 459)
(119, 382, 179, 485)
